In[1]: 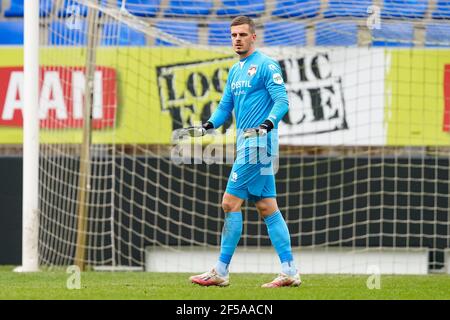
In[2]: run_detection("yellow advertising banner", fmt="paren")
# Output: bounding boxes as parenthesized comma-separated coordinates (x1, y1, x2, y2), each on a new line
(1, 47, 449, 146)
(0, 47, 234, 144)
(385, 50, 450, 146)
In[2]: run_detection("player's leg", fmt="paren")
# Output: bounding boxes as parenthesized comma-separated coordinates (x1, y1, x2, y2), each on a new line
(213, 152, 263, 278)
(189, 193, 243, 286)
(190, 164, 246, 287)
(255, 197, 301, 288)
(214, 193, 244, 276)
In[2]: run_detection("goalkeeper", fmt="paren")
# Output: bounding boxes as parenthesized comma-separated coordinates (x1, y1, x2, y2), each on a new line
(188, 16, 300, 288)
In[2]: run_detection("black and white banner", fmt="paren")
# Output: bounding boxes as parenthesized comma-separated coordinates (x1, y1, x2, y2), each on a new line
(260, 48, 386, 145)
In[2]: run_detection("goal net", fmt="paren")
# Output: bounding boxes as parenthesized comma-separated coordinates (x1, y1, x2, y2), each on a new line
(36, 0, 450, 273)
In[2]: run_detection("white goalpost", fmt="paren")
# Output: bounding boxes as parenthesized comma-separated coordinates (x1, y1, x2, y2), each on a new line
(19, 0, 40, 273)
(21, 0, 450, 274)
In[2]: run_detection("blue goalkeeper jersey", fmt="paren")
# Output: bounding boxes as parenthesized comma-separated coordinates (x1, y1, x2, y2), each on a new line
(208, 50, 289, 155)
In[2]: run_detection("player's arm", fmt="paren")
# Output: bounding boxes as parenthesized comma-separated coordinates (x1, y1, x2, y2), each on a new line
(244, 61, 289, 138)
(262, 60, 289, 130)
(182, 72, 234, 137)
(206, 74, 234, 130)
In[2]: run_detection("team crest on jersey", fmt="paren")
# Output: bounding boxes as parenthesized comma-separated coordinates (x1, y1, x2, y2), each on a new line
(247, 65, 257, 76)
(272, 73, 283, 84)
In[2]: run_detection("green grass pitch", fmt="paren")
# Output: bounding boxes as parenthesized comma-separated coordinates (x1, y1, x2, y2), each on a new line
(0, 266, 449, 300)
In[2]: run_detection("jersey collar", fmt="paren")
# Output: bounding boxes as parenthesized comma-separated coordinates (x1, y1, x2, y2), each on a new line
(239, 50, 258, 68)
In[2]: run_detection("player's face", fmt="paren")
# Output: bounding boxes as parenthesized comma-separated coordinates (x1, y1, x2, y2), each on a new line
(230, 24, 256, 56)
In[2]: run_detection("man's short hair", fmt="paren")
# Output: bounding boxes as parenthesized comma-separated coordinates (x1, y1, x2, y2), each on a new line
(230, 16, 256, 34)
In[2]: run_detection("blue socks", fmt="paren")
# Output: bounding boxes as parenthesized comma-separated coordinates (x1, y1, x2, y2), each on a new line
(215, 211, 243, 276)
(281, 261, 297, 276)
(215, 210, 297, 277)
(264, 210, 297, 276)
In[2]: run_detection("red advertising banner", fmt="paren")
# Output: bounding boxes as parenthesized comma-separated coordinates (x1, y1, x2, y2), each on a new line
(444, 64, 450, 132)
(0, 66, 117, 129)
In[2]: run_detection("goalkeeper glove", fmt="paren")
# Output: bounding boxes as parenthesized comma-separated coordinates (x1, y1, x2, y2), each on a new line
(243, 119, 274, 139)
(183, 121, 214, 137)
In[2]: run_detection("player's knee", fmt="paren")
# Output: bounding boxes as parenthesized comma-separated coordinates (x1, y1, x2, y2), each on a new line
(256, 203, 271, 216)
(256, 200, 278, 217)
(222, 199, 240, 213)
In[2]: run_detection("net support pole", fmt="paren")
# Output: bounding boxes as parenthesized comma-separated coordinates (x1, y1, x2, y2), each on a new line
(20, 0, 40, 273)
(74, 8, 98, 271)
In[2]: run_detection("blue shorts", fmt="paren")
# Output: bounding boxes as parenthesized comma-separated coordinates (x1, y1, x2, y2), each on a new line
(225, 148, 277, 202)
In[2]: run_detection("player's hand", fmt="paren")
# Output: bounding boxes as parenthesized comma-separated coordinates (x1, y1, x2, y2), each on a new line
(243, 120, 274, 139)
(181, 122, 214, 138)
